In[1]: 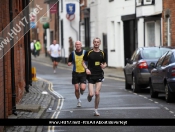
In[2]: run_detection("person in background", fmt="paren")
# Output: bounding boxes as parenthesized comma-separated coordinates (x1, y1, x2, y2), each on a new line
(30, 40, 34, 56)
(48, 40, 61, 73)
(35, 39, 41, 56)
(68, 41, 87, 107)
(33, 40, 37, 57)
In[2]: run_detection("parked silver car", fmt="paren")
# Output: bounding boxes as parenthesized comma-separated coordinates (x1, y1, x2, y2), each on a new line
(150, 49, 175, 102)
(123, 47, 171, 93)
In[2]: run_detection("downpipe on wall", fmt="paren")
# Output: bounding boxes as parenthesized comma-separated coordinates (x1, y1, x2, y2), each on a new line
(9, 0, 17, 116)
(70, 21, 78, 41)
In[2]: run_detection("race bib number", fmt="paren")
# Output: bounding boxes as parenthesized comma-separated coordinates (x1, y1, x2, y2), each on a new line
(53, 50, 57, 55)
(95, 61, 100, 66)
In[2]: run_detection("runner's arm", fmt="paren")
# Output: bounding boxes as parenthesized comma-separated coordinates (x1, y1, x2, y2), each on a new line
(100, 52, 107, 69)
(82, 52, 91, 74)
(47, 46, 51, 55)
(67, 52, 73, 66)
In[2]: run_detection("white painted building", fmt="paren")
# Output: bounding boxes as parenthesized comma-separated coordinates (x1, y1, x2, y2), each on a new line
(59, 0, 80, 60)
(107, 0, 135, 68)
(136, 0, 163, 48)
(86, 0, 135, 68)
(84, 0, 162, 68)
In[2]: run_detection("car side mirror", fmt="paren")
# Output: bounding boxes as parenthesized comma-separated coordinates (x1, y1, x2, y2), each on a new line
(150, 62, 156, 68)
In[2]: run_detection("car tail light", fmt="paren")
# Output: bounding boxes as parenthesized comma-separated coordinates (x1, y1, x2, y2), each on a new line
(137, 61, 148, 69)
(171, 67, 175, 76)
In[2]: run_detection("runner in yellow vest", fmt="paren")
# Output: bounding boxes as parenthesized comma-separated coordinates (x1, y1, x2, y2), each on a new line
(67, 41, 87, 107)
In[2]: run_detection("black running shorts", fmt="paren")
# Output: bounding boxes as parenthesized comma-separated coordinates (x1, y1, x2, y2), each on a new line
(72, 71, 86, 84)
(87, 74, 104, 84)
(51, 57, 60, 62)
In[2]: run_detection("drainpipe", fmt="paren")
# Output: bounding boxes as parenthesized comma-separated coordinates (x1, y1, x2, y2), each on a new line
(70, 22, 78, 41)
(26, 0, 32, 86)
(135, 0, 137, 49)
(23, 0, 30, 92)
(9, 0, 17, 116)
(144, 18, 145, 47)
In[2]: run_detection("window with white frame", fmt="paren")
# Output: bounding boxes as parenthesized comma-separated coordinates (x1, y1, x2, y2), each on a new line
(144, 0, 153, 5)
(111, 21, 115, 49)
(167, 17, 171, 46)
(146, 22, 155, 46)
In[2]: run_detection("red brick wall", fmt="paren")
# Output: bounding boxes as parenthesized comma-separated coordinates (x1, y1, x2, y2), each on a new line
(0, 0, 9, 131)
(13, 0, 26, 103)
(0, 5, 3, 131)
(162, 0, 175, 46)
(0, 2, 26, 128)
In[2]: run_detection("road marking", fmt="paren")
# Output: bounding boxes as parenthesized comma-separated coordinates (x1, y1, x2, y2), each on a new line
(56, 106, 160, 112)
(127, 89, 175, 118)
(164, 107, 169, 110)
(170, 111, 174, 114)
(37, 77, 64, 132)
(149, 99, 153, 101)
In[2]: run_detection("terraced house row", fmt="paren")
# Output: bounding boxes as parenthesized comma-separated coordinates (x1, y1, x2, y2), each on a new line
(78, 0, 175, 67)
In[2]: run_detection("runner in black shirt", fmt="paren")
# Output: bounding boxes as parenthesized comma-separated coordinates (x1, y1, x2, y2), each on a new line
(83, 37, 107, 116)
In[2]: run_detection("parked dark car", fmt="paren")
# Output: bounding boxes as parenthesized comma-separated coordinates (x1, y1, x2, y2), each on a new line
(150, 49, 175, 102)
(123, 47, 171, 93)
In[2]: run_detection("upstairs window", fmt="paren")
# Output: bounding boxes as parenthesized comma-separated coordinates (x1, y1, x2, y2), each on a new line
(144, 0, 154, 5)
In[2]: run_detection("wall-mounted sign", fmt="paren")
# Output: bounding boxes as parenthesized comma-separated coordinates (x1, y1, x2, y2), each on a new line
(66, 3, 75, 15)
(39, 17, 50, 24)
(30, 21, 36, 29)
(50, 3, 58, 14)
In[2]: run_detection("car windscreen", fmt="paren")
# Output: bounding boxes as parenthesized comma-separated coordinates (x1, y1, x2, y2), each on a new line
(141, 48, 170, 59)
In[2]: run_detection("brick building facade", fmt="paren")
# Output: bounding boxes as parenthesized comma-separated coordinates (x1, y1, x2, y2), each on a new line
(0, 0, 30, 131)
(163, 0, 175, 46)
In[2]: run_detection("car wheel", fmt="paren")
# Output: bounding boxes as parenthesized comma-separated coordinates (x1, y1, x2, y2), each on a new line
(132, 76, 141, 93)
(165, 83, 174, 103)
(150, 80, 158, 98)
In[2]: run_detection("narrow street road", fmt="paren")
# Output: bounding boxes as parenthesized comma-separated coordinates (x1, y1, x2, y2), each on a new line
(32, 61, 175, 132)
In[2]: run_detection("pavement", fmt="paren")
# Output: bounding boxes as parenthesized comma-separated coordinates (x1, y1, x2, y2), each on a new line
(5, 53, 125, 132)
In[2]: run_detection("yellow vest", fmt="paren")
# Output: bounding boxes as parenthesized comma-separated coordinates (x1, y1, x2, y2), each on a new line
(35, 42, 41, 50)
(73, 50, 85, 73)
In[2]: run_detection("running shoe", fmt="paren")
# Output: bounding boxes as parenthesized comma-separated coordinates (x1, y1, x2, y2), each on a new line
(77, 102, 81, 107)
(87, 94, 92, 102)
(80, 89, 84, 95)
(94, 111, 100, 116)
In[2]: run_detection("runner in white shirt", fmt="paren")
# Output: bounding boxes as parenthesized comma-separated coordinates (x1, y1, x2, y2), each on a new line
(48, 40, 61, 73)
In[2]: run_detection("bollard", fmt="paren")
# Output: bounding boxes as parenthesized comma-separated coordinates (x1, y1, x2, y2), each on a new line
(32, 67, 38, 81)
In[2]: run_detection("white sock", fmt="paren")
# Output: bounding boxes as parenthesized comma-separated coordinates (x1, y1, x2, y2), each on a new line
(78, 98, 81, 102)
(95, 109, 98, 112)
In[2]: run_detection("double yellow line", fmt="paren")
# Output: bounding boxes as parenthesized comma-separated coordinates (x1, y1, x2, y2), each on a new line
(37, 77, 64, 132)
